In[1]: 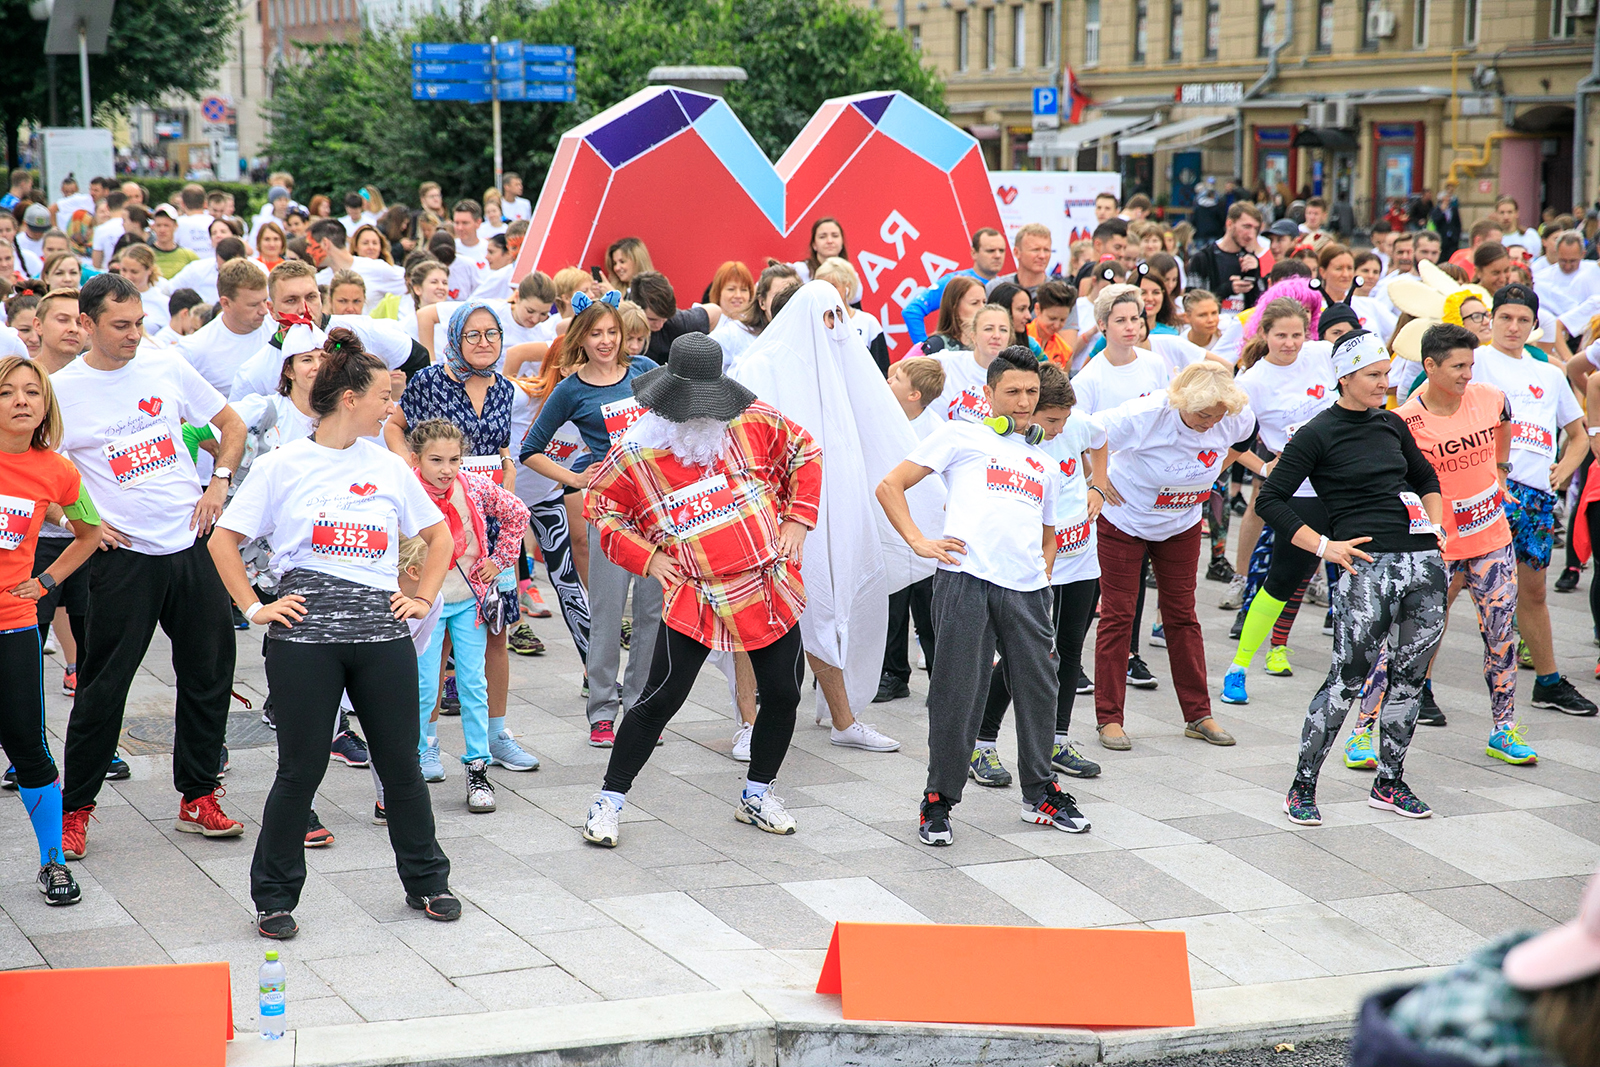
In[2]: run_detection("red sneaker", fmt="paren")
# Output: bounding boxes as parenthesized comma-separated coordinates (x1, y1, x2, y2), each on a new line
(521, 583, 553, 618)
(62, 806, 94, 860)
(62, 668, 77, 697)
(176, 790, 245, 837)
(589, 720, 616, 748)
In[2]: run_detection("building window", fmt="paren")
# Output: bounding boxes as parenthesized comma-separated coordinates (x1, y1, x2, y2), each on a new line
(984, 6, 997, 69)
(1360, 0, 1379, 49)
(1041, 2, 1058, 65)
(1258, 0, 1277, 56)
(1205, 0, 1219, 57)
(1133, 0, 1148, 62)
(1412, 0, 1428, 47)
(1169, 0, 1184, 59)
(908, 23, 922, 51)
(1553, 2, 1579, 38)
(1462, 0, 1478, 45)
(1012, 6, 1026, 67)
(1085, 0, 1101, 66)
(1317, 0, 1334, 50)
(956, 10, 969, 70)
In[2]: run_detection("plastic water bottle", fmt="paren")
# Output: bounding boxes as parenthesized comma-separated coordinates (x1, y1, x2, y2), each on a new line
(259, 949, 286, 1039)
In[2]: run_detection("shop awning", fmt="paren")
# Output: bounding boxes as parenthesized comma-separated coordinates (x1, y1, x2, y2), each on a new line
(1292, 127, 1358, 151)
(1118, 114, 1237, 155)
(1051, 114, 1157, 156)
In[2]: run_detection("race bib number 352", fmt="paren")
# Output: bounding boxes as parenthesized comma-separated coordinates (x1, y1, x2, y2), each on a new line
(103, 424, 178, 489)
(311, 512, 389, 560)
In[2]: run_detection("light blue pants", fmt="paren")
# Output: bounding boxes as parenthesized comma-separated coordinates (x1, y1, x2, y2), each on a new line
(418, 597, 490, 764)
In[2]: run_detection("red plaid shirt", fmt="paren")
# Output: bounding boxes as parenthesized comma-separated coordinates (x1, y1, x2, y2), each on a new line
(584, 401, 822, 651)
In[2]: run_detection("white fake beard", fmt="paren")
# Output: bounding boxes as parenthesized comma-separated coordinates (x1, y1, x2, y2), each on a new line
(631, 411, 728, 468)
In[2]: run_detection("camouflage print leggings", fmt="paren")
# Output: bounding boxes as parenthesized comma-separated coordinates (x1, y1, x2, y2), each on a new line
(1295, 551, 1446, 785)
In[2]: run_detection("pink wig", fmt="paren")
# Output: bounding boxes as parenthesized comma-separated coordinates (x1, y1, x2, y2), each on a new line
(1241, 276, 1326, 341)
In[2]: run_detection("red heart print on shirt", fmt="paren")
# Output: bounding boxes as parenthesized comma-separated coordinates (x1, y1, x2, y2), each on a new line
(997, 185, 1019, 204)
(1197, 450, 1219, 466)
(350, 483, 377, 497)
(515, 87, 1004, 363)
(138, 397, 163, 417)
(1061, 458, 1077, 476)
(1306, 385, 1326, 399)
(1529, 385, 1545, 399)
(1025, 457, 1044, 472)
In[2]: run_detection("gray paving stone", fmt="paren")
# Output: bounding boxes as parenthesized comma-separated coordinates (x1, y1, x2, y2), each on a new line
(1496, 876, 1590, 921)
(450, 965, 602, 1010)
(692, 884, 837, 950)
(1046, 851, 1228, 921)
(1216, 831, 1398, 901)
(529, 925, 714, 1000)
(308, 943, 486, 1021)
(30, 923, 173, 969)
(1410, 883, 1563, 939)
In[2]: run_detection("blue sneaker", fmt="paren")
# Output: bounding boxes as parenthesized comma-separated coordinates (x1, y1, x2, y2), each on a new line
(1221, 667, 1249, 705)
(1487, 724, 1537, 765)
(1149, 624, 1167, 648)
(489, 727, 541, 771)
(420, 737, 446, 782)
(1343, 729, 1377, 770)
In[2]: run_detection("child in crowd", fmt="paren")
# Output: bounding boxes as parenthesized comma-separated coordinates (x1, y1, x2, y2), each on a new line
(409, 419, 531, 813)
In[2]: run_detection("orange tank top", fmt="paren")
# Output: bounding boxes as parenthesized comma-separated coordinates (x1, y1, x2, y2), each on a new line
(1396, 382, 1511, 560)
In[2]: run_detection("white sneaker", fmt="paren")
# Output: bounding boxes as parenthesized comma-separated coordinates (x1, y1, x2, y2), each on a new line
(917, 646, 927, 670)
(731, 721, 753, 762)
(583, 794, 621, 847)
(830, 721, 901, 752)
(736, 789, 797, 834)
(1218, 574, 1246, 610)
(1306, 568, 1330, 607)
(43, 630, 60, 656)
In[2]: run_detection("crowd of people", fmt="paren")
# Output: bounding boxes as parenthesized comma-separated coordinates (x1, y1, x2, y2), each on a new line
(1, 165, 1599, 1035)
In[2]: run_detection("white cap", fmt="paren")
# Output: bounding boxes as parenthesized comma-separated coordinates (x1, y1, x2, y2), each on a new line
(1330, 330, 1391, 382)
(280, 323, 326, 357)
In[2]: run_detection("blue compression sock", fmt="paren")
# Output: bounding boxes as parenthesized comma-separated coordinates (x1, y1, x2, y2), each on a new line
(1537, 671, 1561, 688)
(18, 779, 63, 866)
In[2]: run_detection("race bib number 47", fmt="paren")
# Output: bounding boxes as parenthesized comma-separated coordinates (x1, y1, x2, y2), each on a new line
(103, 424, 178, 489)
(986, 462, 1044, 506)
(311, 511, 389, 560)
(663, 474, 740, 538)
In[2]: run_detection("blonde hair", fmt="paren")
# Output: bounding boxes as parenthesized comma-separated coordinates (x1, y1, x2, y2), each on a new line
(618, 300, 649, 341)
(406, 417, 464, 456)
(1014, 222, 1051, 246)
(552, 267, 591, 313)
(1167, 361, 1248, 416)
(397, 534, 429, 575)
(1094, 283, 1143, 327)
(118, 243, 158, 276)
(893, 356, 946, 409)
(972, 303, 1013, 345)
(813, 256, 859, 302)
(329, 268, 366, 296)
(0, 357, 63, 451)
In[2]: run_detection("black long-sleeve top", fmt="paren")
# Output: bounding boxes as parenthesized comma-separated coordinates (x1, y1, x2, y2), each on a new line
(1256, 403, 1441, 555)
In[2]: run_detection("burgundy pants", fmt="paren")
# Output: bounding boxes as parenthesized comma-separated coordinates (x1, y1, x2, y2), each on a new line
(1093, 517, 1212, 727)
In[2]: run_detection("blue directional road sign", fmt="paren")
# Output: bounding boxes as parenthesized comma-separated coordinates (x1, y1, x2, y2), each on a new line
(524, 43, 575, 62)
(1032, 86, 1060, 130)
(411, 42, 490, 61)
(412, 42, 575, 103)
(412, 81, 493, 102)
(518, 82, 576, 102)
(524, 63, 576, 82)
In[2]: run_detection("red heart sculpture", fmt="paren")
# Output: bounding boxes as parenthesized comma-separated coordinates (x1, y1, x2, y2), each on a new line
(349, 483, 377, 497)
(998, 185, 1019, 205)
(138, 397, 163, 417)
(516, 87, 1006, 362)
(1529, 384, 1544, 399)
(1197, 449, 1219, 466)
(1306, 385, 1325, 399)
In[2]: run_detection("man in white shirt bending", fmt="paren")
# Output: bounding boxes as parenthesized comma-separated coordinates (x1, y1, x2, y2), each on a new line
(307, 218, 406, 312)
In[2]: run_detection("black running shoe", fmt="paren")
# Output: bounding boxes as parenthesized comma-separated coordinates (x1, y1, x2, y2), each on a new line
(1126, 655, 1158, 689)
(1, 766, 14, 791)
(918, 792, 954, 846)
(257, 911, 298, 939)
(1416, 687, 1447, 727)
(1229, 607, 1247, 640)
(38, 861, 80, 906)
(1206, 557, 1237, 583)
(261, 698, 276, 730)
(1554, 566, 1581, 593)
(1532, 677, 1599, 716)
(873, 673, 911, 703)
(105, 752, 130, 781)
(406, 892, 462, 921)
(1075, 670, 1094, 695)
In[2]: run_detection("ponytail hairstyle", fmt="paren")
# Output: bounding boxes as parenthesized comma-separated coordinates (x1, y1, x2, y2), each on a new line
(308, 328, 386, 418)
(1238, 297, 1312, 370)
(406, 416, 464, 457)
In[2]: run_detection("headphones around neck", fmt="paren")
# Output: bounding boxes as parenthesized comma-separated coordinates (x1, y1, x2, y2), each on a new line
(982, 414, 1045, 446)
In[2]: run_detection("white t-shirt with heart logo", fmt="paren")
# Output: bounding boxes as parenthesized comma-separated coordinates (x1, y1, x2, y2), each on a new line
(54, 350, 228, 556)
(1469, 345, 1583, 495)
(1097, 391, 1257, 542)
(219, 437, 443, 591)
(1236, 348, 1336, 498)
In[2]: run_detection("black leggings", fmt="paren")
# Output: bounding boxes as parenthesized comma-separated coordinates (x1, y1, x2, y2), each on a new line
(1261, 495, 1329, 602)
(1587, 502, 1600, 634)
(604, 624, 804, 794)
(980, 579, 1098, 743)
(0, 627, 57, 789)
(252, 637, 450, 913)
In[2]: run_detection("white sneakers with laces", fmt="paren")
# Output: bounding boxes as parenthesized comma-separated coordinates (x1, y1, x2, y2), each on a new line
(583, 794, 621, 847)
(731, 721, 753, 762)
(830, 721, 901, 752)
(736, 789, 797, 834)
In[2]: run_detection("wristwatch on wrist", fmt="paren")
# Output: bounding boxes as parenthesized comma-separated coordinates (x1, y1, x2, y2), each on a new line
(212, 467, 234, 484)
(36, 572, 57, 593)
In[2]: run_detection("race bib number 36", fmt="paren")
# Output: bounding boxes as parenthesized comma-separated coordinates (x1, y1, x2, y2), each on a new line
(1511, 421, 1554, 458)
(0, 493, 35, 550)
(602, 398, 647, 446)
(1153, 486, 1210, 512)
(103, 424, 178, 489)
(1399, 491, 1433, 535)
(663, 474, 740, 537)
(986, 462, 1044, 505)
(460, 455, 506, 485)
(1452, 483, 1503, 537)
(311, 511, 389, 560)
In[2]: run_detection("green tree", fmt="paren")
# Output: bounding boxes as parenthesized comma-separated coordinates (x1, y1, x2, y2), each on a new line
(0, 0, 239, 168)
(265, 0, 942, 204)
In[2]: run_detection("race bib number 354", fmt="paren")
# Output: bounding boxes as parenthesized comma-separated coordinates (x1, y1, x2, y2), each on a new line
(104, 424, 178, 489)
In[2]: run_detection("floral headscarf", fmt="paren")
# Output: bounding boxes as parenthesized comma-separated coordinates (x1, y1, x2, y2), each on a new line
(444, 300, 503, 379)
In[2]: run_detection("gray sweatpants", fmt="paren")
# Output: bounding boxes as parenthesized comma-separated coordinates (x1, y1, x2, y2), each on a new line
(1296, 550, 1445, 785)
(585, 524, 663, 726)
(926, 569, 1059, 806)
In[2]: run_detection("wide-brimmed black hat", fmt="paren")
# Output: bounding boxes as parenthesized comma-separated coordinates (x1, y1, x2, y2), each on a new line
(632, 332, 757, 423)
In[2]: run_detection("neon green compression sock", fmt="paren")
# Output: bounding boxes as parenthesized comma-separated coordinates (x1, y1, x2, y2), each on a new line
(1232, 589, 1288, 670)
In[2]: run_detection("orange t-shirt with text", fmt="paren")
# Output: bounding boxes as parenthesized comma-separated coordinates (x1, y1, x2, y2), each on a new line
(1396, 382, 1511, 560)
(0, 449, 82, 629)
